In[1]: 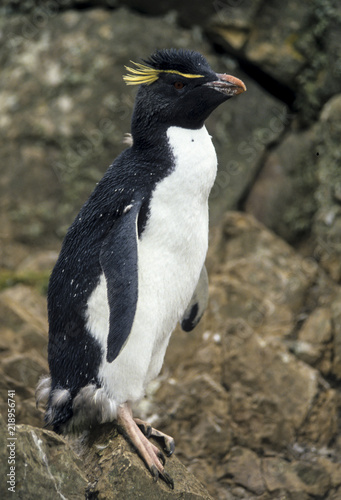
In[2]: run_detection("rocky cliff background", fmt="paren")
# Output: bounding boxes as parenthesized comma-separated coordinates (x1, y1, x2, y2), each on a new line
(1, 1, 341, 499)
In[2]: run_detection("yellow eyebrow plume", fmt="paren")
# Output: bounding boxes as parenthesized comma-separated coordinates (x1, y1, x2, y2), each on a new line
(123, 61, 204, 86)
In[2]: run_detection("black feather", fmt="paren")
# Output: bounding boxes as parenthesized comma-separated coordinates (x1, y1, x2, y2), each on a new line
(143, 48, 213, 77)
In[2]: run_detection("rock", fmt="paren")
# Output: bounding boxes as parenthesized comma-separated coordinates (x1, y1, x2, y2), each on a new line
(0, 285, 47, 335)
(312, 94, 341, 281)
(0, 216, 341, 498)
(83, 423, 213, 499)
(3, 353, 47, 388)
(210, 0, 307, 85)
(16, 250, 58, 273)
(207, 212, 317, 338)
(208, 0, 341, 123)
(262, 456, 331, 498)
(299, 307, 332, 345)
(0, 285, 48, 428)
(0, 414, 213, 500)
(223, 447, 266, 496)
(1, 216, 340, 499)
(0, 415, 88, 500)
(298, 387, 338, 446)
(245, 93, 341, 282)
(223, 329, 336, 449)
(118, 0, 217, 28)
(208, 82, 288, 223)
(290, 307, 333, 375)
(244, 125, 319, 243)
(330, 291, 341, 379)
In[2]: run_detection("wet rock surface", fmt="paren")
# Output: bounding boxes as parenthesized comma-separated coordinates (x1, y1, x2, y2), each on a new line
(1, 1, 341, 499)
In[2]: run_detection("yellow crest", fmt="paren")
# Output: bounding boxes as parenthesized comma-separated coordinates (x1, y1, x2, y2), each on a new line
(123, 61, 204, 86)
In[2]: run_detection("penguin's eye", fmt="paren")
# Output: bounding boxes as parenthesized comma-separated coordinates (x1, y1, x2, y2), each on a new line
(174, 81, 185, 90)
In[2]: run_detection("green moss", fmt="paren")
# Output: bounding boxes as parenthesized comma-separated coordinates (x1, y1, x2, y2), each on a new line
(285, 33, 305, 62)
(0, 269, 50, 294)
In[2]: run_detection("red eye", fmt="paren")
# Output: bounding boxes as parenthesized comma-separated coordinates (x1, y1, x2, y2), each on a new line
(174, 81, 184, 90)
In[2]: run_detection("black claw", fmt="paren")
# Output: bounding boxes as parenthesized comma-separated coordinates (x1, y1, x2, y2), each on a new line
(165, 439, 175, 457)
(150, 464, 159, 482)
(157, 450, 166, 466)
(150, 430, 175, 456)
(137, 422, 152, 438)
(149, 464, 174, 489)
(161, 471, 174, 489)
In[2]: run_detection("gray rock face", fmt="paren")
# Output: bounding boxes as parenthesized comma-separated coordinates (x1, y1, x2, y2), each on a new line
(244, 94, 341, 281)
(244, 126, 318, 243)
(0, 415, 88, 500)
(312, 94, 341, 281)
(208, 0, 341, 122)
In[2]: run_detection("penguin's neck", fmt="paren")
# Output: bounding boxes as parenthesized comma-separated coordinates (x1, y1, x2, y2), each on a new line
(165, 125, 217, 199)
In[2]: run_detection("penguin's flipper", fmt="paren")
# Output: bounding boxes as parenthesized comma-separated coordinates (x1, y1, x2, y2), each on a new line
(181, 265, 209, 332)
(99, 201, 141, 363)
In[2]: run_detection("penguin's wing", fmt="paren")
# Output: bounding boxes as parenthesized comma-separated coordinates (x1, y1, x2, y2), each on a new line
(99, 201, 141, 363)
(181, 265, 209, 332)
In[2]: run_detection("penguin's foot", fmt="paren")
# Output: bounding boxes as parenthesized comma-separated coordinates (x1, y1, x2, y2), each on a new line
(134, 417, 175, 456)
(116, 404, 174, 489)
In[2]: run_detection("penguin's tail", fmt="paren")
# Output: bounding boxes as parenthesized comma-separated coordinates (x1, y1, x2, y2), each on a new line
(36, 376, 118, 434)
(35, 375, 73, 433)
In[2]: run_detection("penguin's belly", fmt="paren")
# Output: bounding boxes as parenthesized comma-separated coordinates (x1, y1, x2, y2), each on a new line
(90, 126, 217, 408)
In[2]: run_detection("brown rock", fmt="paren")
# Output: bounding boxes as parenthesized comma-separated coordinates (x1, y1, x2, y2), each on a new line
(299, 307, 332, 345)
(208, 212, 317, 339)
(0, 284, 48, 428)
(291, 307, 334, 374)
(2, 353, 47, 388)
(330, 291, 341, 379)
(222, 330, 320, 449)
(0, 284, 47, 336)
(223, 446, 266, 495)
(263, 456, 330, 498)
(298, 385, 338, 446)
(0, 416, 88, 500)
(82, 424, 213, 499)
(0, 414, 213, 500)
(1, 211, 341, 499)
(17, 250, 58, 272)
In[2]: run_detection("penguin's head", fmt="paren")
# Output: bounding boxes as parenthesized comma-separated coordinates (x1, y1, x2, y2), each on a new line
(125, 49, 246, 142)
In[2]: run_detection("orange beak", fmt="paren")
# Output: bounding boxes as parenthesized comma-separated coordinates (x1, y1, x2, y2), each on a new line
(204, 73, 247, 96)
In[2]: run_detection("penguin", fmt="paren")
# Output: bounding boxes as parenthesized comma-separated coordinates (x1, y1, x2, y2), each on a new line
(36, 48, 246, 487)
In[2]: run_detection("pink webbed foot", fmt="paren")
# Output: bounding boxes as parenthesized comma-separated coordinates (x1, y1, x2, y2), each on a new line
(116, 404, 174, 489)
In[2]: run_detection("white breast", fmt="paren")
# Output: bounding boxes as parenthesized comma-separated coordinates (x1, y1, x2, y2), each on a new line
(86, 125, 217, 413)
